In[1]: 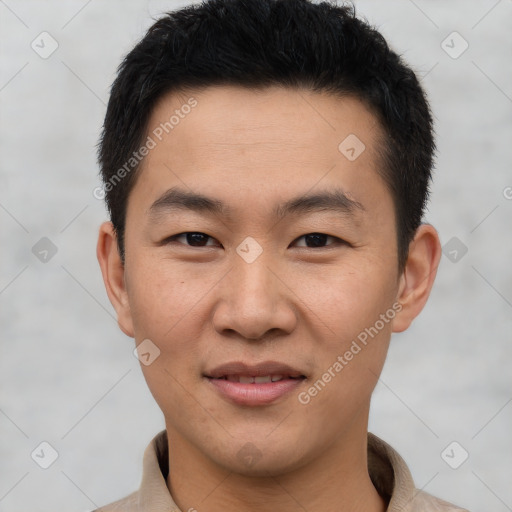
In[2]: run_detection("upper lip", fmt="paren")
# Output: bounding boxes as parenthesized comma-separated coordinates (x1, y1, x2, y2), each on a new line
(204, 361, 306, 379)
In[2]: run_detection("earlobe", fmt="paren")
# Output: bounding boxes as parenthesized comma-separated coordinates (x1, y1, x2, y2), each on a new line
(392, 223, 442, 333)
(96, 222, 135, 338)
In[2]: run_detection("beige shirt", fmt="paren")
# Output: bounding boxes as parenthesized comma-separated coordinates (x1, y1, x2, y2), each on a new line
(94, 431, 469, 512)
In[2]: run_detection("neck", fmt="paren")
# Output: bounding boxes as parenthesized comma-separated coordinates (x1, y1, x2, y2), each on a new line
(165, 420, 387, 512)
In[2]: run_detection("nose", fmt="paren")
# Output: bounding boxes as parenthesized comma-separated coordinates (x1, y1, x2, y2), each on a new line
(212, 249, 297, 341)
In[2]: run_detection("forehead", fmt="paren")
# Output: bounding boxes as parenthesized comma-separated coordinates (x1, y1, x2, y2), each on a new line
(147, 85, 382, 159)
(131, 85, 391, 224)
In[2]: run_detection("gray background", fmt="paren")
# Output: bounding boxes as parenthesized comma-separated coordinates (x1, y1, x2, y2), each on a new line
(1, 1, 511, 511)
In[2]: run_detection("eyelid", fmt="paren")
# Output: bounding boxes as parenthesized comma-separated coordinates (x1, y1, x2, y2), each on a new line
(163, 232, 221, 247)
(163, 232, 350, 249)
(291, 233, 348, 248)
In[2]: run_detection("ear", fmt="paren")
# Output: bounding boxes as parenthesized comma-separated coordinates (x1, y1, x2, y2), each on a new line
(392, 223, 442, 333)
(96, 221, 134, 337)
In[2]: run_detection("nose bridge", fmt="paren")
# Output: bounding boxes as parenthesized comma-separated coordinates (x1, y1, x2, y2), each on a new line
(213, 243, 296, 340)
(232, 246, 278, 313)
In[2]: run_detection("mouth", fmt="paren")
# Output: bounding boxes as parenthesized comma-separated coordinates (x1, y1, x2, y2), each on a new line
(204, 361, 307, 406)
(211, 374, 304, 383)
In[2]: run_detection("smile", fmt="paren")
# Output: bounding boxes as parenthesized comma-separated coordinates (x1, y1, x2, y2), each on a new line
(204, 361, 307, 406)
(213, 374, 303, 383)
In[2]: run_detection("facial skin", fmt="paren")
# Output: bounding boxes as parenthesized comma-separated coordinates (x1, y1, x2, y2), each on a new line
(97, 85, 441, 512)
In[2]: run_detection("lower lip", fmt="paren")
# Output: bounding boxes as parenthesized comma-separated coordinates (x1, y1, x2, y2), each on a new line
(206, 377, 305, 406)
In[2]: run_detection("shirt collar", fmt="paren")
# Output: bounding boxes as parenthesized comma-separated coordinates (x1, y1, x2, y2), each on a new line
(135, 430, 418, 511)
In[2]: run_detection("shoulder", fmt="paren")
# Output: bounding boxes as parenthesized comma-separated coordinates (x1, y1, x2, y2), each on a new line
(91, 490, 139, 512)
(367, 432, 470, 512)
(409, 489, 470, 512)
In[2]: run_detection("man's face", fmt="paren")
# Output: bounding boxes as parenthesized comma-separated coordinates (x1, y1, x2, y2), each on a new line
(121, 86, 402, 474)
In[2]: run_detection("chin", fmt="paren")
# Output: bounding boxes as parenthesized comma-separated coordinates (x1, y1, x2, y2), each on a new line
(213, 442, 309, 478)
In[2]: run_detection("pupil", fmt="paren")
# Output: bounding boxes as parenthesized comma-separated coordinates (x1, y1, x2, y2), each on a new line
(306, 233, 327, 247)
(187, 232, 208, 246)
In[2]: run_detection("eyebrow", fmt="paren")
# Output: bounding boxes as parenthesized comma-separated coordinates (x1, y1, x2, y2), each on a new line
(148, 186, 365, 222)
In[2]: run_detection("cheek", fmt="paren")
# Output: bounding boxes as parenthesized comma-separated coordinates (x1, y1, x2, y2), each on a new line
(298, 260, 397, 339)
(297, 264, 396, 406)
(299, 321, 392, 435)
(125, 254, 205, 339)
(127, 259, 207, 415)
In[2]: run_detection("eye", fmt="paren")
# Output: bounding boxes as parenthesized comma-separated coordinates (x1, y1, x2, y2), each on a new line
(165, 232, 220, 247)
(291, 233, 347, 248)
(163, 232, 347, 249)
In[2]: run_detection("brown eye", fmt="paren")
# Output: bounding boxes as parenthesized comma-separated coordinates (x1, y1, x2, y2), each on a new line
(165, 232, 220, 247)
(292, 233, 344, 248)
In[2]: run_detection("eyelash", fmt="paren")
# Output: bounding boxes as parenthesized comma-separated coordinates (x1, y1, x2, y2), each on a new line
(163, 232, 349, 249)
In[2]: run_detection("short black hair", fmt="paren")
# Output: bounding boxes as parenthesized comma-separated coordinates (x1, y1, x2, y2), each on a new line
(98, 0, 435, 271)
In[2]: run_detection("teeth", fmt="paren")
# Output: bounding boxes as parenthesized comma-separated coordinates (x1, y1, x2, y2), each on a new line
(254, 375, 271, 383)
(221, 374, 287, 383)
